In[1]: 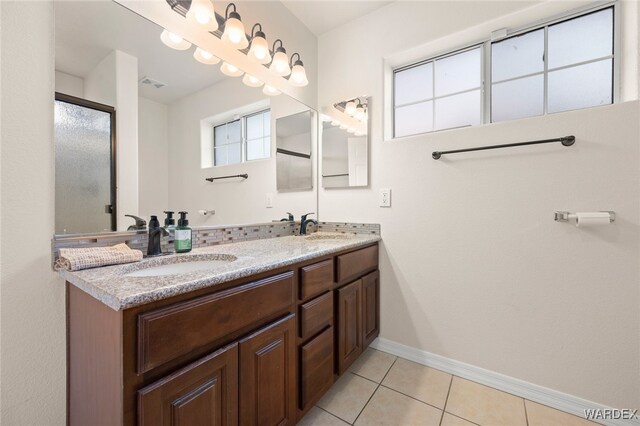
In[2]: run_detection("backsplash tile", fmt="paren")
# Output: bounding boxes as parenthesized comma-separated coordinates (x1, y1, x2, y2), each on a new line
(52, 221, 380, 267)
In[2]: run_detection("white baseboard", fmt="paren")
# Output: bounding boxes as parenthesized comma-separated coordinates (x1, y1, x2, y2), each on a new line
(370, 337, 639, 426)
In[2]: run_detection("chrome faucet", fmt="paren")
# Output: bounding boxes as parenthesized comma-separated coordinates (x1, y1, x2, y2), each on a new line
(300, 213, 318, 235)
(147, 215, 169, 256)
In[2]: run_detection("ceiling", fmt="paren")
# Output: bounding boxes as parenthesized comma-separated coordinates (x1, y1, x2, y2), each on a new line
(55, 1, 230, 104)
(281, 0, 392, 36)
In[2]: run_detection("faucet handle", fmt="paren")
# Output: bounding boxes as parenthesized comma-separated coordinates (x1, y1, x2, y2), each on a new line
(125, 214, 147, 230)
(286, 212, 294, 221)
(301, 212, 315, 222)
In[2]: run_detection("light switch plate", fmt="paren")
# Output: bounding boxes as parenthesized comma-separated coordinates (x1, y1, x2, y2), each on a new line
(266, 193, 273, 208)
(379, 188, 391, 207)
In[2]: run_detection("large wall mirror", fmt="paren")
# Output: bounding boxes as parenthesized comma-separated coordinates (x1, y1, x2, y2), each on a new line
(54, 0, 317, 234)
(321, 97, 369, 189)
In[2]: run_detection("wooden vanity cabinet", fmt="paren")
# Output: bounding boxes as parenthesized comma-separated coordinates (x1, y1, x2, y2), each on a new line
(67, 242, 379, 426)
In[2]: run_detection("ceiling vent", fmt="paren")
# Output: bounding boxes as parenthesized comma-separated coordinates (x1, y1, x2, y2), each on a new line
(139, 76, 166, 89)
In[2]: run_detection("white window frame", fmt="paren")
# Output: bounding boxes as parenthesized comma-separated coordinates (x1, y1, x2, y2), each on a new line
(212, 108, 271, 167)
(389, 1, 619, 140)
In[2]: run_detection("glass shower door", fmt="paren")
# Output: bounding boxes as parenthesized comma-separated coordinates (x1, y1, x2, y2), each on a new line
(54, 94, 116, 234)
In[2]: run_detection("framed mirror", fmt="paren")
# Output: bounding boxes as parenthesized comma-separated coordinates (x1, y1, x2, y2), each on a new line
(53, 0, 317, 234)
(321, 97, 369, 188)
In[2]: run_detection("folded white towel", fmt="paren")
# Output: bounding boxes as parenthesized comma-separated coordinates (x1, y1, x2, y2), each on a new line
(54, 243, 143, 271)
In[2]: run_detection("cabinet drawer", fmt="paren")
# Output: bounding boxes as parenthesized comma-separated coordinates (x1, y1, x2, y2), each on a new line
(300, 259, 333, 301)
(336, 245, 378, 283)
(299, 291, 333, 339)
(138, 272, 294, 373)
(300, 327, 334, 410)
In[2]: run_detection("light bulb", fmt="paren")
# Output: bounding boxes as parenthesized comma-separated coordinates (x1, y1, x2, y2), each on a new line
(263, 85, 282, 96)
(269, 50, 291, 77)
(242, 74, 264, 88)
(160, 29, 191, 50)
(193, 47, 220, 65)
(220, 62, 244, 77)
(186, 0, 218, 31)
(221, 12, 249, 49)
(355, 105, 365, 121)
(289, 63, 308, 87)
(331, 120, 341, 126)
(248, 35, 271, 64)
(345, 101, 357, 115)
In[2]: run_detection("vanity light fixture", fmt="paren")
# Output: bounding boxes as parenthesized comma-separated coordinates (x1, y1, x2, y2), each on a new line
(242, 74, 264, 87)
(193, 47, 220, 64)
(263, 85, 282, 96)
(269, 39, 291, 77)
(344, 100, 357, 116)
(160, 29, 192, 50)
(221, 3, 249, 49)
(247, 24, 271, 64)
(186, 0, 218, 32)
(288, 53, 308, 87)
(354, 101, 366, 121)
(220, 62, 244, 77)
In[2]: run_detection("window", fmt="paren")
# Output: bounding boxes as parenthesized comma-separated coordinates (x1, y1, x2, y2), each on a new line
(391, 5, 616, 138)
(213, 109, 270, 166)
(394, 46, 482, 138)
(492, 7, 613, 122)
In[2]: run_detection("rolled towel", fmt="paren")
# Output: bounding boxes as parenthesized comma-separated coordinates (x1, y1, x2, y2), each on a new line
(55, 243, 143, 272)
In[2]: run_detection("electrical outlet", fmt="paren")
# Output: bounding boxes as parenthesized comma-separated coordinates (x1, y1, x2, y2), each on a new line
(266, 193, 273, 208)
(379, 188, 391, 207)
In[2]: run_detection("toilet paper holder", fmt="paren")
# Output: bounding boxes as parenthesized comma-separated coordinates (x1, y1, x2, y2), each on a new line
(554, 211, 615, 223)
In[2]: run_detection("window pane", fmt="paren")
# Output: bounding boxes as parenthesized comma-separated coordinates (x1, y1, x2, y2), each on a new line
(434, 90, 481, 130)
(263, 111, 271, 136)
(548, 59, 612, 113)
(214, 146, 227, 166)
(227, 142, 241, 164)
(227, 120, 241, 144)
(246, 138, 264, 161)
(247, 112, 266, 140)
(492, 74, 544, 122)
(214, 120, 241, 146)
(434, 47, 481, 97)
(214, 125, 226, 147)
(492, 29, 544, 82)
(394, 101, 433, 137)
(548, 8, 613, 69)
(394, 63, 433, 106)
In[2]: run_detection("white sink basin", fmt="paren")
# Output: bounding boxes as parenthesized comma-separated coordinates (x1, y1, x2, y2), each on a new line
(124, 254, 237, 277)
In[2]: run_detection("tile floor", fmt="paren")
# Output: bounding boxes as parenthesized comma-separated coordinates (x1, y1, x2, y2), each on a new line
(299, 349, 600, 426)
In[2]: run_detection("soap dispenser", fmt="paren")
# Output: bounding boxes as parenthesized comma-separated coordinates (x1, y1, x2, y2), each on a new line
(174, 211, 192, 253)
(163, 211, 176, 237)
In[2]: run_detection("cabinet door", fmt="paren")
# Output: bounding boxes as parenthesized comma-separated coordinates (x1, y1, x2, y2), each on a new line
(299, 326, 334, 411)
(362, 270, 380, 348)
(138, 342, 238, 426)
(336, 280, 363, 375)
(239, 314, 296, 426)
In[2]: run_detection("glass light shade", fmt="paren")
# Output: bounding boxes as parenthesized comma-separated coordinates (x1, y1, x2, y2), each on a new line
(193, 47, 220, 65)
(331, 120, 341, 126)
(289, 64, 308, 87)
(242, 74, 264, 88)
(160, 30, 191, 50)
(344, 101, 357, 115)
(247, 36, 271, 64)
(220, 62, 244, 77)
(354, 105, 365, 121)
(187, 0, 218, 31)
(221, 17, 249, 49)
(269, 51, 291, 77)
(263, 85, 282, 96)
(339, 124, 348, 130)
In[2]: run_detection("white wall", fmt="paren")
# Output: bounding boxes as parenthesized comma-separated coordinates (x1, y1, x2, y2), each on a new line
(1, 1, 66, 424)
(85, 50, 139, 231)
(55, 70, 83, 97)
(138, 96, 169, 219)
(167, 77, 316, 226)
(318, 0, 640, 410)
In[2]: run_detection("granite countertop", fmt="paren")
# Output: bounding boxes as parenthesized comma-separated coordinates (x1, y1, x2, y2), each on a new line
(59, 232, 381, 311)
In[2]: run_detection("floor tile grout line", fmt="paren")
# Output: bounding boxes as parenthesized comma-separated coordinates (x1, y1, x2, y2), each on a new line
(439, 375, 454, 426)
(315, 405, 353, 425)
(442, 411, 483, 426)
(523, 398, 530, 426)
(377, 383, 446, 413)
(351, 357, 399, 425)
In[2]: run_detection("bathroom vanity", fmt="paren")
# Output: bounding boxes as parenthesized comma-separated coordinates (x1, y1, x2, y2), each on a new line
(62, 234, 380, 425)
